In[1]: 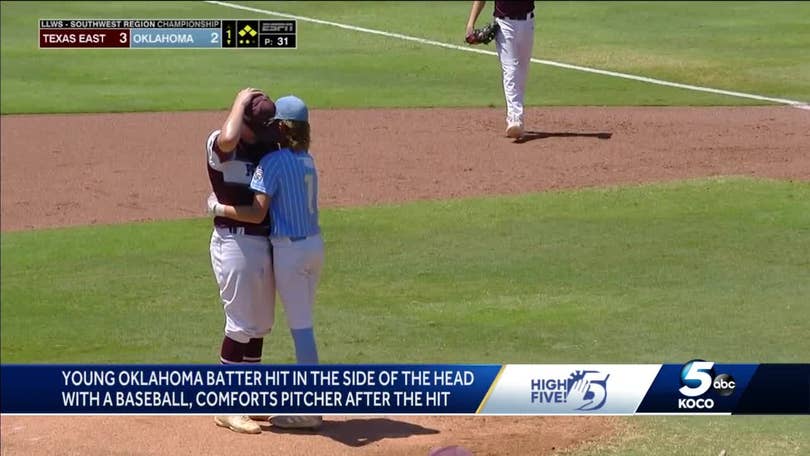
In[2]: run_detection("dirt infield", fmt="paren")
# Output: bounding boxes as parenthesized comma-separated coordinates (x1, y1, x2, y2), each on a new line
(1, 107, 807, 231)
(1, 416, 618, 456)
(0, 106, 807, 455)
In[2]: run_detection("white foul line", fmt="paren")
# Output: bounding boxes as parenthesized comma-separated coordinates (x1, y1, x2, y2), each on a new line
(206, 0, 809, 110)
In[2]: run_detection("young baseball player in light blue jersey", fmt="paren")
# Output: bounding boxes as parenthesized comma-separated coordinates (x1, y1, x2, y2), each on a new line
(209, 95, 324, 430)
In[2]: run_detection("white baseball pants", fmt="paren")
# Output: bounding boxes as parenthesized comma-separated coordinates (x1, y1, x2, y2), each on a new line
(210, 227, 275, 343)
(271, 234, 324, 330)
(495, 16, 535, 124)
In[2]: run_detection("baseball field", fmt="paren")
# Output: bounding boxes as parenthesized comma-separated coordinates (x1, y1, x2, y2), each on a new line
(1, 1, 809, 455)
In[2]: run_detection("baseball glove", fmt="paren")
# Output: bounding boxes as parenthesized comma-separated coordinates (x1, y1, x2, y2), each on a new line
(466, 22, 499, 45)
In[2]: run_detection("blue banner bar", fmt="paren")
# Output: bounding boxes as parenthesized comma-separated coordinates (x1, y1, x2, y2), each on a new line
(1, 365, 500, 414)
(636, 363, 759, 413)
(636, 363, 809, 415)
(2, 364, 806, 415)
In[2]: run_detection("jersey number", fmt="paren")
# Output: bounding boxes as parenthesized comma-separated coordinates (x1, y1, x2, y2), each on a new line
(304, 174, 315, 215)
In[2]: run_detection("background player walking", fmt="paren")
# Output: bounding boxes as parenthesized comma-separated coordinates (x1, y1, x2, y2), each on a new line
(209, 95, 324, 430)
(467, 0, 536, 138)
(206, 88, 279, 435)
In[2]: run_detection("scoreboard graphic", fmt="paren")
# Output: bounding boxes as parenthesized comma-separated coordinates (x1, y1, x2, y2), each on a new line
(39, 19, 297, 49)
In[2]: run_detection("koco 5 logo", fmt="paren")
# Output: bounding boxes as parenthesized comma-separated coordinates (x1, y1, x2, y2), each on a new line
(677, 360, 736, 410)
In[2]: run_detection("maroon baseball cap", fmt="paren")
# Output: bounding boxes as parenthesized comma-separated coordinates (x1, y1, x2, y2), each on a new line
(243, 93, 281, 143)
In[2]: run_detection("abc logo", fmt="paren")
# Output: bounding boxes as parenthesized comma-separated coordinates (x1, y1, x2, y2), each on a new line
(712, 373, 736, 397)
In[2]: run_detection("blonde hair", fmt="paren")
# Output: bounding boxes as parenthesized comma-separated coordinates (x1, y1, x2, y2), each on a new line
(280, 120, 310, 152)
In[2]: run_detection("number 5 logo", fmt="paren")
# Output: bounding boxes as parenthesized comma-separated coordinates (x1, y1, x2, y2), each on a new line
(579, 372, 610, 411)
(568, 371, 610, 411)
(679, 361, 714, 397)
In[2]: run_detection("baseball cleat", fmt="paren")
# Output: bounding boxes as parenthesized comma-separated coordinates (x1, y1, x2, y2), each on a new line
(214, 415, 262, 434)
(270, 415, 323, 430)
(506, 121, 524, 138)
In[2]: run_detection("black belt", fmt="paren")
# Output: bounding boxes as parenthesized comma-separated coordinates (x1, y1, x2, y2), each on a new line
(219, 225, 270, 237)
(289, 236, 307, 242)
(495, 12, 534, 20)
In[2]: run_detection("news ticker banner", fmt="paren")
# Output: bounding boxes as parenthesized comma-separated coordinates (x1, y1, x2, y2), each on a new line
(39, 19, 296, 49)
(1, 364, 807, 415)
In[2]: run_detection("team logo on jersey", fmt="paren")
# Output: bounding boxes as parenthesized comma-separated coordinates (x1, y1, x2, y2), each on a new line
(252, 166, 263, 182)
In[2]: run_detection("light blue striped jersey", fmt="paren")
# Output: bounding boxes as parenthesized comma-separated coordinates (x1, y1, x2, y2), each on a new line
(250, 148, 320, 238)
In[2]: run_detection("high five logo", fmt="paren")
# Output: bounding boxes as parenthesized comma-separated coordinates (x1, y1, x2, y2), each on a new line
(677, 360, 736, 409)
(530, 370, 610, 411)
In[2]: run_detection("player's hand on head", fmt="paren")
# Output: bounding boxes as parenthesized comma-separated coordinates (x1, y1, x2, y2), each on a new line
(237, 87, 263, 106)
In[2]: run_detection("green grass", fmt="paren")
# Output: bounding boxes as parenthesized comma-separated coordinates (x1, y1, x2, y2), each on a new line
(255, 0, 810, 101)
(2, 1, 808, 113)
(581, 416, 809, 456)
(3, 178, 809, 363)
(2, 178, 808, 454)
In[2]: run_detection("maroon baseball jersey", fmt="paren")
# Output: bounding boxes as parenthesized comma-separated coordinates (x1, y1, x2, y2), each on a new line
(494, 1, 535, 18)
(206, 130, 273, 230)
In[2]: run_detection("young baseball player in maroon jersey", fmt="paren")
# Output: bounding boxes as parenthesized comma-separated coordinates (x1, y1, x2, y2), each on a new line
(209, 96, 324, 431)
(206, 88, 280, 434)
(467, 1, 536, 138)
